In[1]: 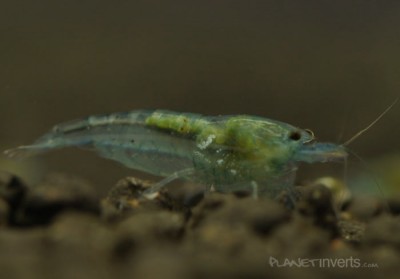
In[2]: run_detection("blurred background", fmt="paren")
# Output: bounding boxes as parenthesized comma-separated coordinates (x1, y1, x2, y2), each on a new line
(1, 0, 399, 195)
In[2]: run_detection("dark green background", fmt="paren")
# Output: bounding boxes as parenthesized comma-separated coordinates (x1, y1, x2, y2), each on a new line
(1, 1, 399, 193)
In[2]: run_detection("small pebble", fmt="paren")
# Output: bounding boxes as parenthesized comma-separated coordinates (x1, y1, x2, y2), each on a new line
(16, 173, 99, 226)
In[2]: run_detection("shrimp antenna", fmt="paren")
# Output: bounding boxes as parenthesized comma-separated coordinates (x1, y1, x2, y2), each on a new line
(346, 148, 390, 212)
(343, 98, 399, 146)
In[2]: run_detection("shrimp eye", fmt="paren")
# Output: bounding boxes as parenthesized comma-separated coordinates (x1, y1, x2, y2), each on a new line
(289, 131, 302, 141)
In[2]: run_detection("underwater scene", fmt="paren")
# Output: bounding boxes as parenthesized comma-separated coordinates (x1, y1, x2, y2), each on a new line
(1, 1, 400, 278)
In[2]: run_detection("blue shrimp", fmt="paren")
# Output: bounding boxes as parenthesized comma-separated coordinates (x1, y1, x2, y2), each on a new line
(4, 110, 349, 199)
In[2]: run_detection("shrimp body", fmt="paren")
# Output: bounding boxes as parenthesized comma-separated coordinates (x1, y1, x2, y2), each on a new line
(5, 110, 347, 198)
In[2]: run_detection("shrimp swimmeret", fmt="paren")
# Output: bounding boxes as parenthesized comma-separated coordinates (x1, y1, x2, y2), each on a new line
(4, 110, 352, 199)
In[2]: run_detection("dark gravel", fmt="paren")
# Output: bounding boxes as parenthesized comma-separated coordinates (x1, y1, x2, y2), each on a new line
(0, 170, 399, 279)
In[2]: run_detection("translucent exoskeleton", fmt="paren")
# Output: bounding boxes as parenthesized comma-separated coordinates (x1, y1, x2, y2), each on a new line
(4, 110, 348, 199)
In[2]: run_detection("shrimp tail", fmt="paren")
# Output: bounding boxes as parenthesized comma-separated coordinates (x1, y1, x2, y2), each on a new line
(3, 117, 102, 159)
(3, 131, 92, 159)
(3, 111, 152, 160)
(4, 145, 48, 159)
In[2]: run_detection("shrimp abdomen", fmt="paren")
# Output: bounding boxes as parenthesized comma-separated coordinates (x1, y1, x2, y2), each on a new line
(5, 110, 198, 177)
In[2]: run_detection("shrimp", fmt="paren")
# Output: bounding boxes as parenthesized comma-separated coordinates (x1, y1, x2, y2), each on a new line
(4, 110, 348, 199)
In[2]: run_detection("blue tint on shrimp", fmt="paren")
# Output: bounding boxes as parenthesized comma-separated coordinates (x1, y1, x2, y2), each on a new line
(4, 110, 348, 199)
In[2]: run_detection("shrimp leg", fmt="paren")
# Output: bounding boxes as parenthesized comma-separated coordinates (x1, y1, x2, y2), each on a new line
(251, 181, 259, 199)
(143, 168, 196, 199)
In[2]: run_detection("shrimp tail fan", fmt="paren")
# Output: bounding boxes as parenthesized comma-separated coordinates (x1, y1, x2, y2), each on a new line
(3, 117, 95, 159)
(4, 145, 50, 159)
